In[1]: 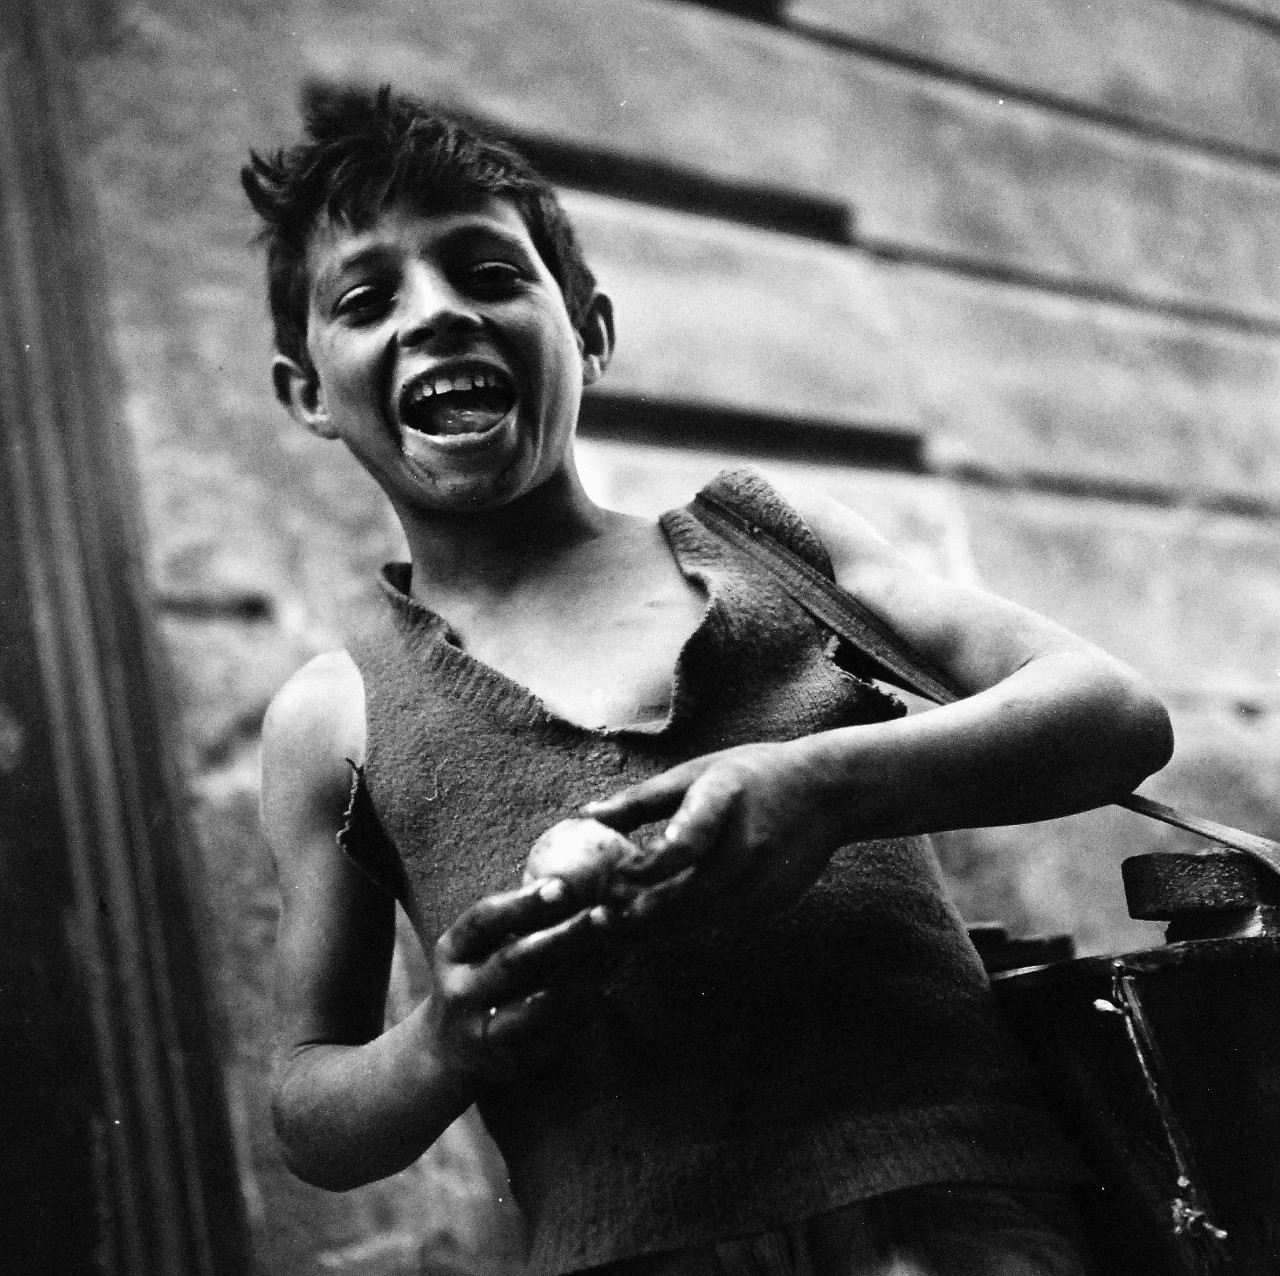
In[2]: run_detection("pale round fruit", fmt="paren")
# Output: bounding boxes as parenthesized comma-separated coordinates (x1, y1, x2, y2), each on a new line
(523, 817, 640, 906)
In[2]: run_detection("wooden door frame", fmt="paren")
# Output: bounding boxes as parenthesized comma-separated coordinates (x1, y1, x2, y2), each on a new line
(0, 6, 252, 1273)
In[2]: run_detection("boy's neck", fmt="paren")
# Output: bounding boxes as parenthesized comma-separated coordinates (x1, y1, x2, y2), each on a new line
(395, 462, 625, 605)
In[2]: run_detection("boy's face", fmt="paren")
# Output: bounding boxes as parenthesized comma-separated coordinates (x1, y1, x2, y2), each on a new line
(278, 196, 605, 515)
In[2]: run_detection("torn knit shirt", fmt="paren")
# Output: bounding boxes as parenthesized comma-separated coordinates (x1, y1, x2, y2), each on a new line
(343, 468, 1083, 1275)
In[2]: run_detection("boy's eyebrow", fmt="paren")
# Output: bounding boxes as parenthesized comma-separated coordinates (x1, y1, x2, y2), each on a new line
(311, 244, 397, 298)
(434, 219, 536, 256)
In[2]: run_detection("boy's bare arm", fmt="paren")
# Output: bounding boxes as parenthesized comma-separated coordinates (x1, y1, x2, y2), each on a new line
(262, 654, 600, 1190)
(586, 479, 1174, 930)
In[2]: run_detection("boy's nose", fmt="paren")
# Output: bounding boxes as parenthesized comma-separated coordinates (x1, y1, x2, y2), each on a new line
(396, 270, 482, 350)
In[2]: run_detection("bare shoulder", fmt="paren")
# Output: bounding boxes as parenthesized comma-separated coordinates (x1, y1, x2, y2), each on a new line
(260, 650, 366, 855)
(762, 472, 905, 584)
(762, 471, 1097, 686)
(263, 649, 364, 750)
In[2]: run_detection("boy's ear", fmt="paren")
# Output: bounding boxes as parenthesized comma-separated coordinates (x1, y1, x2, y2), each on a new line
(272, 354, 338, 438)
(578, 292, 615, 387)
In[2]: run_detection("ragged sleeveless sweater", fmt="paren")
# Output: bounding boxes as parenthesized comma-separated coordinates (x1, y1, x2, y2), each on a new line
(346, 470, 1082, 1275)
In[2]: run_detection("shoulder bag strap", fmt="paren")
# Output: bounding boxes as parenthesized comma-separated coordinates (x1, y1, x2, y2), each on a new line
(691, 489, 1280, 879)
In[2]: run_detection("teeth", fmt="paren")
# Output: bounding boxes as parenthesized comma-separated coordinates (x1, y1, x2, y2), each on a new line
(405, 368, 500, 402)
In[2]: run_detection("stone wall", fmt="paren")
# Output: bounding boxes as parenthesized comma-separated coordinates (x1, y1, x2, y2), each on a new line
(67, 1, 1280, 1271)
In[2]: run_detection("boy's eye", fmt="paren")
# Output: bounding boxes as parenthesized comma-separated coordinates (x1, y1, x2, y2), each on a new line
(333, 283, 392, 322)
(463, 261, 525, 293)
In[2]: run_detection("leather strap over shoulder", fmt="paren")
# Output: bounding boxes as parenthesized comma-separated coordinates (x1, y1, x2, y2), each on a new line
(693, 490, 958, 704)
(690, 490, 1280, 880)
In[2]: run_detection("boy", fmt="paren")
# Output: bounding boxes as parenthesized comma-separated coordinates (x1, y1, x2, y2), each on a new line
(247, 86, 1172, 1275)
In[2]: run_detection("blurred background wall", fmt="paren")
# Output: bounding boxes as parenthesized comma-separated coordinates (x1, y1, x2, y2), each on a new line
(55, 0, 1280, 1271)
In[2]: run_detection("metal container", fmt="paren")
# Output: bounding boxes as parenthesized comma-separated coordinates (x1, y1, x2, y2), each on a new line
(991, 848, 1280, 1275)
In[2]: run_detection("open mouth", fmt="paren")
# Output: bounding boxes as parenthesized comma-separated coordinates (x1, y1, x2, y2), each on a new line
(397, 366, 517, 446)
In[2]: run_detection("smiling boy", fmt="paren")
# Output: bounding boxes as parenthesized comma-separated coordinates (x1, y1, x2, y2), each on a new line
(247, 87, 1172, 1275)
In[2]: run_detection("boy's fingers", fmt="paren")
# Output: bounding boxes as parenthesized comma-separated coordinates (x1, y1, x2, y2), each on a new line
(581, 760, 709, 833)
(617, 846, 767, 937)
(491, 976, 598, 1046)
(468, 909, 601, 1004)
(613, 865, 711, 935)
(662, 769, 741, 860)
(443, 878, 577, 963)
(480, 988, 556, 1047)
(463, 990, 555, 1080)
(616, 768, 741, 886)
(477, 980, 603, 1077)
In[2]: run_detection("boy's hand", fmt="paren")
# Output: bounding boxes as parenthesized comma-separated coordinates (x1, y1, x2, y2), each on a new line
(425, 878, 609, 1082)
(582, 739, 847, 933)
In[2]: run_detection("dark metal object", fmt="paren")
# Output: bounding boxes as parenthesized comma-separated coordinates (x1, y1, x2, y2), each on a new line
(992, 845, 1280, 1273)
(0, 8, 252, 1274)
(995, 938, 1280, 1275)
(1098, 961, 1228, 1246)
(1123, 848, 1280, 941)
(966, 923, 1076, 973)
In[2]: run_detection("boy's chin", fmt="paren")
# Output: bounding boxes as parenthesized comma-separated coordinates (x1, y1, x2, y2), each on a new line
(395, 431, 541, 514)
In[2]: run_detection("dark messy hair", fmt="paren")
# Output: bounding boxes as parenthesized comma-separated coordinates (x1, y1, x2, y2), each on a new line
(241, 83, 597, 376)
